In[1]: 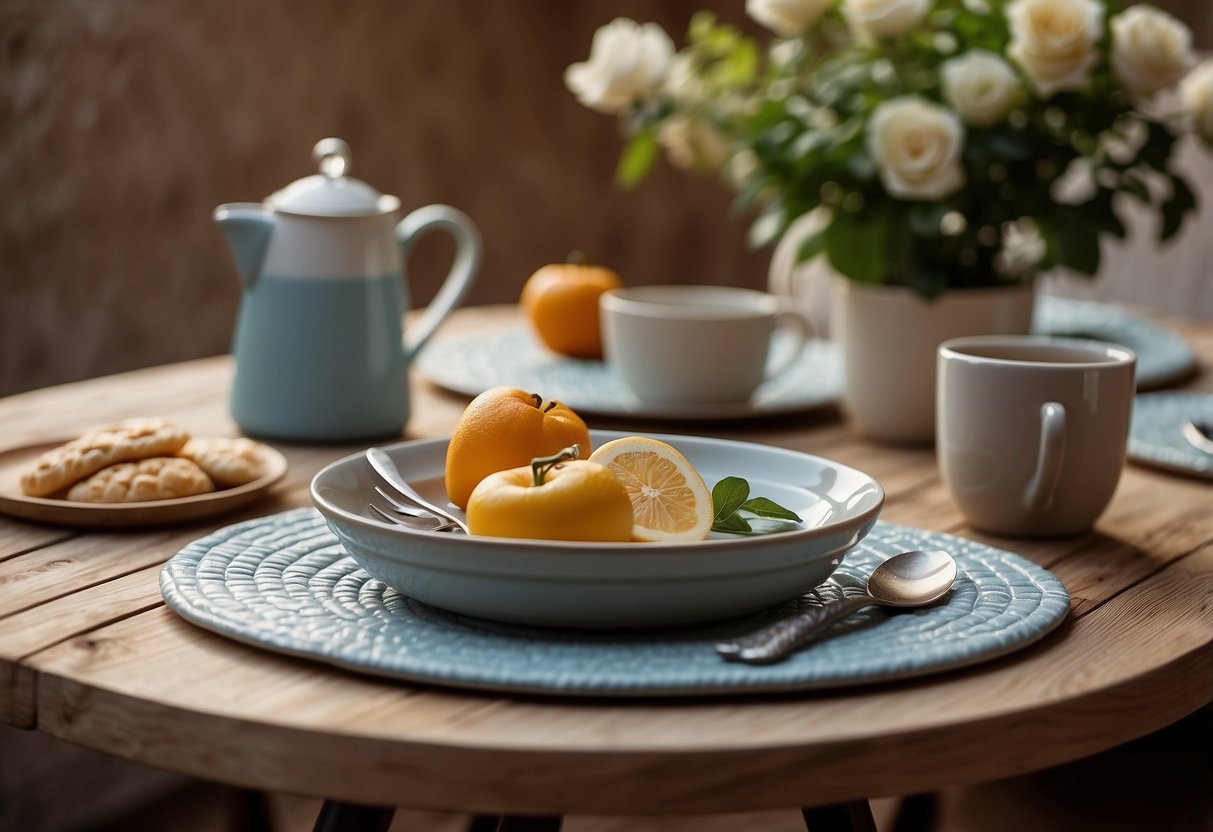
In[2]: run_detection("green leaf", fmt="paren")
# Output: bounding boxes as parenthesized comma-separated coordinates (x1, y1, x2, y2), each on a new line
(824, 210, 887, 283)
(740, 497, 802, 522)
(1160, 173, 1197, 242)
(907, 203, 950, 237)
(1118, 170, 1150, 203)
(713, 513, 754, 534)
(615, 131, 658, 190)
(796, 228, 827, 264)
(1054, 211, 1101, 276)
(712, 477, 750, 524)
(1138, 120, 1177, 171)
(747, 202, 786, 250)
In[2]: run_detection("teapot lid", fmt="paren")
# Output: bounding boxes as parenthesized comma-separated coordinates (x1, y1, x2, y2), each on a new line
(269, 138, 400, 216)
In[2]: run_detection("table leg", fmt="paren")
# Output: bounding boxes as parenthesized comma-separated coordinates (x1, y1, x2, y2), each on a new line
(311, 800, 395, 832)
(801, 800, 878, 832)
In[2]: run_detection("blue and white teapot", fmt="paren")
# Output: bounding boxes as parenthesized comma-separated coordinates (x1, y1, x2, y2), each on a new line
(215, 138, 480, 441)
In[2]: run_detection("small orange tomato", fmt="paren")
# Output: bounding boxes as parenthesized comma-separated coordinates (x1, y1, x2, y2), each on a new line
(466, 448, 633, 542)
(521, 257, 622, 359)
(444, 387, 591, 509)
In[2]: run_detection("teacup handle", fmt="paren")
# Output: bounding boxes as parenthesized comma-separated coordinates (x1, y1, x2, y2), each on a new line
(1024, 402, 1066, 512)
(397, 204, 482, 362)
(763, 304, 815, 382)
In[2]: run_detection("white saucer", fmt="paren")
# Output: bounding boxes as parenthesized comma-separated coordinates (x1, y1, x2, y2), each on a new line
(417, 328, 841, 421)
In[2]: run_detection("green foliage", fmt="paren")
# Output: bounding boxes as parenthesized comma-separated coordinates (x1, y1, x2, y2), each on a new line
(585, 0, 1205, 298)
(711, 477, 801, 535)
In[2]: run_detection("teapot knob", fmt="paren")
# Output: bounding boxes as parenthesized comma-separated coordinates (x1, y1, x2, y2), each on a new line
(313, 137, 351, 179)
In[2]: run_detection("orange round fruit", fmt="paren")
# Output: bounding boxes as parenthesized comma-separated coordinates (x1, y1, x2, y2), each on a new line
(466, 453, 633, 542)
(521, 259, 622, 359)
(444, 386, 591, 509)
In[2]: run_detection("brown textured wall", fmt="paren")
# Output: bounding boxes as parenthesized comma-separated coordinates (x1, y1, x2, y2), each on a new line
(2, 0, 1210, 397)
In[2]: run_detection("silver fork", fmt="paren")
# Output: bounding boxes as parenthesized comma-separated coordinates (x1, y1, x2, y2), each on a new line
(368, 502, 457, 532)
(370, 485, 461, 532)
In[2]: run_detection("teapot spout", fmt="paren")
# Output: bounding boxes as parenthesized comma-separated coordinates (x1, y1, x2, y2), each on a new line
(214, 203, 274, 287)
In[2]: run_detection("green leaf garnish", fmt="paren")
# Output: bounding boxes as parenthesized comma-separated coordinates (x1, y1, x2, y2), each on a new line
(712, 477, 801, 535)
(740, 497, 802, 522)
(712, 477, 750, 524)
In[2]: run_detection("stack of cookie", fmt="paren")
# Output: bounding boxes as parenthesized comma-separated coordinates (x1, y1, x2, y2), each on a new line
(20, 418, 270, 503)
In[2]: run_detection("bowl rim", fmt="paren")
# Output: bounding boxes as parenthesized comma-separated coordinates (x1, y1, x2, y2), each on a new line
(310, 430, 885, 556)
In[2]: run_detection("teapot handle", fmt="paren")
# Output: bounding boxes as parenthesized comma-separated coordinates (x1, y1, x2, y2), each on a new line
(397, 205, 482, 362)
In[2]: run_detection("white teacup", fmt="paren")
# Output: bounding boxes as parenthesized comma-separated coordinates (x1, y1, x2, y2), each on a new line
(937, 336, 1136, 536)
(600, 285, 811, 406)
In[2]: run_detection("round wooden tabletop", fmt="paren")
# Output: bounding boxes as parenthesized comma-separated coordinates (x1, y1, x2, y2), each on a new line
(2, 305, 1212, 815)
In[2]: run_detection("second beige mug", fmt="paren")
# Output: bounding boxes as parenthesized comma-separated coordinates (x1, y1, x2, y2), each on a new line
(937, 335, 1136, 536)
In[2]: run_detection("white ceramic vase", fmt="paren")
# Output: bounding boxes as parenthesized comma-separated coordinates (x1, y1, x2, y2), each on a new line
(833, 280, 1036, 444)
(767, 215, 1036, 443)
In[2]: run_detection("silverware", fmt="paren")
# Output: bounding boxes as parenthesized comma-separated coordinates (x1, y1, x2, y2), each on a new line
(365, 447, 469, 533)
(368, 503, 456, 532)
(369, 487, 458, 532)
(1182, 420, 1213, 455)
(715, 549, 957, 665)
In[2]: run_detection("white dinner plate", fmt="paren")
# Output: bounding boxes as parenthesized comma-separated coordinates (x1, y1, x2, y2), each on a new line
(311, 430, 884, 628)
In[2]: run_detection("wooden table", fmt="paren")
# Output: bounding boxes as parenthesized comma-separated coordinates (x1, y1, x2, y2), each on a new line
(3, 305, 1213, 831)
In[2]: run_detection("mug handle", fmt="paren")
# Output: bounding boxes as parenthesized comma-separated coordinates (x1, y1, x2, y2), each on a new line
(397, 204, 482, 362)
(1023, 402, 1066, 513)
(762, 303, 815, 382)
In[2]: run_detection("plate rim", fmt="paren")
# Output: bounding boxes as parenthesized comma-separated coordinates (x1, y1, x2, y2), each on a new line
(0, 438, 289, 527)
(311, 429, 886, 556)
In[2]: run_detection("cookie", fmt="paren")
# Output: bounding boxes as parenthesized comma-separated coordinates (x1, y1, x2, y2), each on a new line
(66, 457, 215, 503)
(176, 437, 268, 488)
(20, 418, 191, 497)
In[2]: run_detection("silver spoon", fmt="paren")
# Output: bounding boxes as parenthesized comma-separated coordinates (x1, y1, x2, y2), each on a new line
(365, 447, 469, 533)
(1182, 420, 1213, 455)
(715, 549, 957, 665)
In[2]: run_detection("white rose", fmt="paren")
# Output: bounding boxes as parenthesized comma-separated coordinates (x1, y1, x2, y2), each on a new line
(1006, 0, 1104, 99)
(564, 18, 675, 115)
(867, 96, 966, 200)
(1180, 60, 1213, 141)
(941, 50, 1023, 127)
(658, 115, 730, 171)
(1110, 5, 1195, 98)
(994, 218, 1046, 277)
(842, 0, 932, 40)
(747, 0, 834, 38)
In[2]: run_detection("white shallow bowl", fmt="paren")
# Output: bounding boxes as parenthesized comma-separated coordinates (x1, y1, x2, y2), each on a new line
(311, 430, 884, 628)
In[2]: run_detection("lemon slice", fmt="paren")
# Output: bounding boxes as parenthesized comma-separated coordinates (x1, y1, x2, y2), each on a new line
(588, 436, 712, 542)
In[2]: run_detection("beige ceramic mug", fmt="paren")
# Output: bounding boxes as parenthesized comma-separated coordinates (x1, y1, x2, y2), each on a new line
(600, 285, 811, 405)
(937, 335, 1136, 536)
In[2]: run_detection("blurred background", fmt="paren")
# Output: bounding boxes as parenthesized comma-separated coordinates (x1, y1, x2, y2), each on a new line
(3, 0, 1212, 399)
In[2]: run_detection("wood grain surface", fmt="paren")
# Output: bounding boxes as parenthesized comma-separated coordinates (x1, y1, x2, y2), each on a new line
(1, 304, 1212, 815)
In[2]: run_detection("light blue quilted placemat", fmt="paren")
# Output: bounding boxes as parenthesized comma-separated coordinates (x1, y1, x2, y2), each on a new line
(1034, 296, 1197, 390)
(1129, 392, 1213, 480)
(160, 509, 1070, 697)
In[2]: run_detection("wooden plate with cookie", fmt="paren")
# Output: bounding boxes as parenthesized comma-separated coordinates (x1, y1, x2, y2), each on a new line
(0, 418, 288, 528)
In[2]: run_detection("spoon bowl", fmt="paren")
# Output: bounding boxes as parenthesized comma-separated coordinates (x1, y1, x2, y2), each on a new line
(716, 549, 957, 664)
(1183, 420, 1213, 455)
